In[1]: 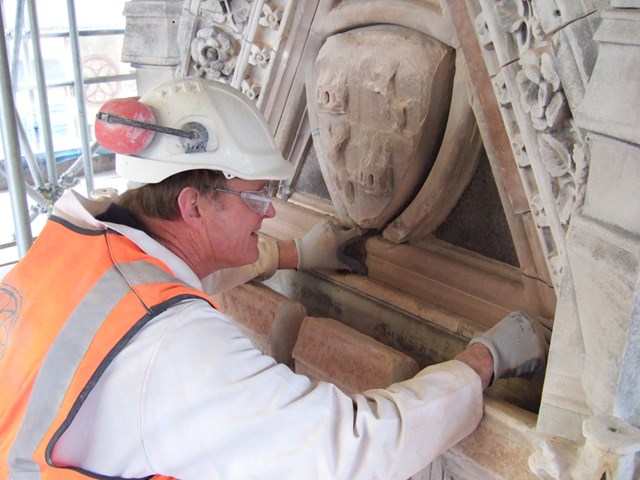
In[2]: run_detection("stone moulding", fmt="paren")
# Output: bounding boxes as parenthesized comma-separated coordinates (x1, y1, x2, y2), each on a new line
(381, 53, 484, 244)
(176, 0, 294, 109)
(470, 0, 594, 291)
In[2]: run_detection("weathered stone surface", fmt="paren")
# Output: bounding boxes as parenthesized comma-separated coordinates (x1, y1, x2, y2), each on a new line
(550, 13, 601, 112)
(566, 214, 640, 424)
(576, 8, 640, 146)
(382, 53, 483, 243)
(413, 398, 539, 479)
(444, 398, 539, 479)
(533, 0, 608, 35)
(536, 265, 591, 444)
(292, 316, 420, 393)
(583, 135, 640, 236)
(212, 281, 307, 367)
(308, 24, 455, 229)
(122, 0, 183, 66)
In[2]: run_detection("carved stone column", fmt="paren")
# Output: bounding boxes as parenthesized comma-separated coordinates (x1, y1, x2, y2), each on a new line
(121, 0, 184, 91)
(532, 2, 640, 478)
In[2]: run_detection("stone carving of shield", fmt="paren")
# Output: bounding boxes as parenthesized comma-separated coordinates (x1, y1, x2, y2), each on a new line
(307, 25, 455, 229)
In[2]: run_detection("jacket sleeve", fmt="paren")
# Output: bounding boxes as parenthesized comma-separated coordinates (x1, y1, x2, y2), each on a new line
(140, 301, 484, 480)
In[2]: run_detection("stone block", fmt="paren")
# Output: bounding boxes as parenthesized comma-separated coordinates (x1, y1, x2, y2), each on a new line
(122, 0, 183, 66)
(583, 134, 640, 236)
(551, 13, 601, 112)
(576, 9, 640, 146)
(212, 281, 307, 367)
(292, 316, 420, 393)
(567, 214, 640, 424)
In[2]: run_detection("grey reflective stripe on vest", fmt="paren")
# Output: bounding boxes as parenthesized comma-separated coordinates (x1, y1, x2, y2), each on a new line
(8, 260, 185, 479)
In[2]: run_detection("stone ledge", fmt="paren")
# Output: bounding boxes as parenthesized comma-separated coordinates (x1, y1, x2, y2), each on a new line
(212, 281, 307, 367)
(292, 316, 420, 393)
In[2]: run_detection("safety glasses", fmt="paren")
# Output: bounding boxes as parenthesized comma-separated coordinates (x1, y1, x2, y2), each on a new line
(212, 185, 279, 215)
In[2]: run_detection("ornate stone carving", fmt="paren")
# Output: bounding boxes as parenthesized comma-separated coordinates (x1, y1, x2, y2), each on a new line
(517, 50, 566, 131)
(177, 0, 293, 108)
(495, 0, 543, 51)
(472, 0, 590, 289)
(190, 27, 237, 80)
(307, 25, 455, 229)
(259, 2, 284, 31)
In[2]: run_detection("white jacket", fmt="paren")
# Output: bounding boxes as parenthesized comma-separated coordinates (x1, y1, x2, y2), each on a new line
(50, 190, 483, 480)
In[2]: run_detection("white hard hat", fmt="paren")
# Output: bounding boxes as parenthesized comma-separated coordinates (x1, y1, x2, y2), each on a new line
(115, 77, 294, 184)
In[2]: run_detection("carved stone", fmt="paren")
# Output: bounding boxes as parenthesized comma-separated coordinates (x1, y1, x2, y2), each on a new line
(308, 25, 454, 229)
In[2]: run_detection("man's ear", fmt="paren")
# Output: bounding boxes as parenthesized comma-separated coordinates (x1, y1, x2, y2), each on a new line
(176, 187, 204, 227)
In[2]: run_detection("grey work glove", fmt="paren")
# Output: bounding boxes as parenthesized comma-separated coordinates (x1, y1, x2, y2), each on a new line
(294, 219, 364, 272)
(469, 311, 550, 385)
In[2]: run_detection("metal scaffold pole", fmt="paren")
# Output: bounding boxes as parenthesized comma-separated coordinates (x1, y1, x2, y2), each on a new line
(66, 0, 94, 194)
(0, 5, 33, 256)
(24, 0, 57, 188)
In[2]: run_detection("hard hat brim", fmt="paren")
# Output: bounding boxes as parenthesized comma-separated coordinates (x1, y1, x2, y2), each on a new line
(116, 151, 295, 184)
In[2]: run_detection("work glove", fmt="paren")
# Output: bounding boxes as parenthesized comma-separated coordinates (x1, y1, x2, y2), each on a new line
(469, 311, 550, 385)
(294, 219, 365, 273)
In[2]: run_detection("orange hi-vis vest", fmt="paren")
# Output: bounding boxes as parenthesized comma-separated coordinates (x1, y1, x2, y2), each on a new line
(0, 216, 217, 479)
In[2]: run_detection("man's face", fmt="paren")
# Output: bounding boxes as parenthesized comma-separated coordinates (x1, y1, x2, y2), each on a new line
(200, 177, 275, 271)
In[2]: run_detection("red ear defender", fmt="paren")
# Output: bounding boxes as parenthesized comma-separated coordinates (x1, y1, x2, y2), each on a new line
(94, 97, 156, 155)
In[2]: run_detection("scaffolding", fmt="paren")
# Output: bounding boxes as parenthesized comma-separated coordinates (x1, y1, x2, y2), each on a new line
(0, 0, 134, 259)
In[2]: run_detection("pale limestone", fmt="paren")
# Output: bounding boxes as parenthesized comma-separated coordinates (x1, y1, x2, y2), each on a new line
(212, 281, 307, 367)
(292, 316, 420, 393)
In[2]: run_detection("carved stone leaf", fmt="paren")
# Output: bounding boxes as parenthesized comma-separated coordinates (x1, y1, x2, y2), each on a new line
(532, 114, 548, 131)
(516, 69, 537, 113)
(545, 92, 566, 128)
(196, 27, 215, 40)
(572, 142, 589, 185)
(531, 194, 549, 227)
(516, 149, 531, 168)
(548, 255, 564, 281)
(556, 176, 575, 225)
(492, 74, 511, 106)
(513, 134, 531, 167)
(530, 15, 545, 41)
(218, 31, 234, 52)
(199, 1, 227, 24)
(531, 102, 545, 121)
(539, 133, 569, 178)
(475, 12, 493, 47)
(540, 52, 560, 91)
(538, 81, 552, 108)
(520, 50, 542, 83)
(496, 4, 525, 34)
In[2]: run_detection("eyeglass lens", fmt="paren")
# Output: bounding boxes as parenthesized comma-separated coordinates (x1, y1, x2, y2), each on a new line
(214, 185, 278, 215)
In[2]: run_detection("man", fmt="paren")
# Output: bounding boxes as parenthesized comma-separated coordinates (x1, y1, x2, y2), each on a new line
(0, 77, 549, 479)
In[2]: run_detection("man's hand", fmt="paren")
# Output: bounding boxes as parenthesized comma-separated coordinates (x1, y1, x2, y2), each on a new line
(468, 311, 551, 386)
(294, 220, 364, 272)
